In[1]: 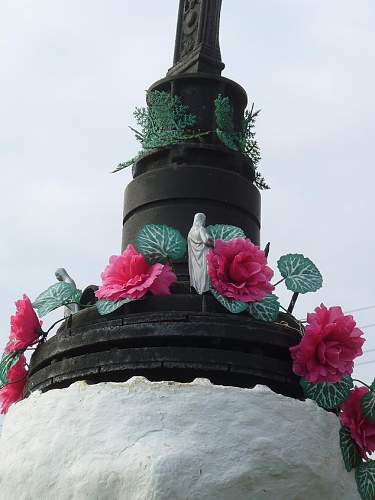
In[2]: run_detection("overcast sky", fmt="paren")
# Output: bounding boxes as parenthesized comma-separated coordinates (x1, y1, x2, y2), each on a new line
(0, 0, 374, 384)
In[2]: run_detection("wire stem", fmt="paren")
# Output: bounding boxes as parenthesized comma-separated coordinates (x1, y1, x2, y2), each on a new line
(352, 379, 372, 391)
(273, 278, 285, 287)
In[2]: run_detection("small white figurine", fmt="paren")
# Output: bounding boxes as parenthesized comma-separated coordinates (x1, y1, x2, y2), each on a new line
(187, 213, 214, 294)
(55, 268, 80, 316)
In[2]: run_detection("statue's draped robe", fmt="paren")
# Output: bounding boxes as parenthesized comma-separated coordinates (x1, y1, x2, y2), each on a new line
(188, 225, 211, 294)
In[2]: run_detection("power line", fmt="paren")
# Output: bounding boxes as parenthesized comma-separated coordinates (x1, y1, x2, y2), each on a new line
(364, 348, 375, 355)
(301, 307, 375, 324)
(359, 323, 375, 330)
(356, 359, 375, 367)
(344, 305, 375, 314)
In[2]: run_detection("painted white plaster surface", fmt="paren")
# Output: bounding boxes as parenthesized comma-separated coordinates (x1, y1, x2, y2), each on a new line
(0, 378, 359, 500)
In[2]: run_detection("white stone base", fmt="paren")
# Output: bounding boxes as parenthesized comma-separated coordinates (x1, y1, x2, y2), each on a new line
(0, 378, 359, 500)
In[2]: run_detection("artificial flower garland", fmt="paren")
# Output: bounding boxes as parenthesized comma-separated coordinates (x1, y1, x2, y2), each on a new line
(0, 222, 374, 499)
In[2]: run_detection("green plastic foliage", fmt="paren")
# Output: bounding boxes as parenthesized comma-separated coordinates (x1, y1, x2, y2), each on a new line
(339, 427, 362, 472)
(210, 287, 248, 314)
(360, 381, 375, 423)
(248, 294, 280, 322)
(136, 90, 197, 150)
(0, 352, 21, 388)
(96, 299, 132, 316)
(277, 254, 323, 294)
(214, 95, 239, 151)
(135, 224, 187, 263)
(239, 104, 262, 169)
(214, 95, 269, 190)
(356, 461, 375, 500)
(33, 283, 82, 318)
(206, 224, 246, 242)
(115, 91, 201, 172)
(300, 376, 353, 410)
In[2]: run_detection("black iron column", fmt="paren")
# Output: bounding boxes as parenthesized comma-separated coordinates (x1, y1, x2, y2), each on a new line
(122, 0, 261, 274)
(169, 0, 224, 76)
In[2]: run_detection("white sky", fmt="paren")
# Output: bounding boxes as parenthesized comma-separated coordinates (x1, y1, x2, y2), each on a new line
(0, 0, 374, 384)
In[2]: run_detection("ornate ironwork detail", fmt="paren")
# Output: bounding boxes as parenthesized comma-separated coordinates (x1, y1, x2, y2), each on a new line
(168, 0, 225, 76)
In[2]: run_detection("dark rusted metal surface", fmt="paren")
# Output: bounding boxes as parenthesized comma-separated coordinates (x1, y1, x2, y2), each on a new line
(27, 0, 302, 400)
(27, 294, 302, 399)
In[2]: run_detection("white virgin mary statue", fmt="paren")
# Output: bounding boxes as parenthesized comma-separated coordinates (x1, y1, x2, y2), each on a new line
(187, 213, 214, 295)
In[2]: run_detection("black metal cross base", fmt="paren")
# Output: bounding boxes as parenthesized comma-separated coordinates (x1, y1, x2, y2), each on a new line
(26, 288, 303, 399)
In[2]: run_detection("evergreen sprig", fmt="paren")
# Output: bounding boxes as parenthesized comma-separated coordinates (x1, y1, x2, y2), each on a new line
(114, 90, 204, 172)
(115, 91, 269, 191)
(214, 95, 269, 190)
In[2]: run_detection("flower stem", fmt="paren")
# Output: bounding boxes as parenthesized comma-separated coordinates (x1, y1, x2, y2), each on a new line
(287, 292, 300, 314)
(264, 242, 271, 258)
(45, 317, 66, 335)
(352, 379, 373, 391)
(273, 278, 285, 287)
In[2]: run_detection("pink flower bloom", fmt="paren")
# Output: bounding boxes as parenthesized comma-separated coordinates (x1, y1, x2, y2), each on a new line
(207, 239, 274, 303)
(290, 304, 364, 384)
(7, 295, 41, 353)
(96, 244, 177, 302)
(0, 355, 27, 414)
(340, 386, 375, 459)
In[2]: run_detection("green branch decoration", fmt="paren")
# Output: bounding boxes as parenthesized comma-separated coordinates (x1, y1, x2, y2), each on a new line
(214, 95, 269, 190)
(114, 91, 269, 191)
(114, 90, 206, 172)
(214, 94, 239, 151)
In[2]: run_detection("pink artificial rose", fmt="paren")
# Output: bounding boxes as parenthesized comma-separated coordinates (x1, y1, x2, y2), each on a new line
(290, 304, 364, 384)
(96, 244, 177, 302)
(340, 386, 375, 459)
(7, 295, 42, 353)
(0, 354, 27, 414)
(207, 239, 274, 303)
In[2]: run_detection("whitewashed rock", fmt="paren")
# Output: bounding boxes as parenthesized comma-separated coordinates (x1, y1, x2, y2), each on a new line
(0, 378, 360, 500)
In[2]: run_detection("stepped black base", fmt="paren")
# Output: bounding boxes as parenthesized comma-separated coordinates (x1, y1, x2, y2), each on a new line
(26, 293, 303, 399)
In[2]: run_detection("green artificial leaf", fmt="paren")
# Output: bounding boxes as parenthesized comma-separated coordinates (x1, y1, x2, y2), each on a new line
(0, 352, 21, 387)
(136, 90, 197, 150)
(33, 283, 82, 318)
(214, 95, 240, 151)
(239, 104, 262, 167)
(135, 224, 187, 263)
(361, 383, 375, 423)
(96, 299, 133, 316)
(339, 427, 362, 472)
(300, 376, 353, 410)
(215, 95, 235, 132)
(255, 171, 270, 191)
(277, 254, 323, 294)
(216, 129, 240, 151)
(206, 224, 246, 242)
(248, 294, 280, 322)
(115, 90, 202, 173)
(210, 287, 248, 314)
(356, 460, 375, 500)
